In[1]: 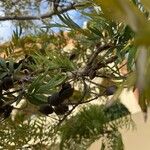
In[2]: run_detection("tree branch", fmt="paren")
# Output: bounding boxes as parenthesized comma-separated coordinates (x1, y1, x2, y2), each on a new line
(55, 78, 88, 129)
(0, 3, 84, 21)
(87, 44, 113, 66)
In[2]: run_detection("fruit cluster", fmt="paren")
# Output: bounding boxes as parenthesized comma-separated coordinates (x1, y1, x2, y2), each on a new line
(0, 55, 36, 91)
(39, 82, 74, 116)
(0, 60, 25, 121)
(0, 76, 14, 92)
(0, 100, 14, 122)
(0, 76, 15, 122)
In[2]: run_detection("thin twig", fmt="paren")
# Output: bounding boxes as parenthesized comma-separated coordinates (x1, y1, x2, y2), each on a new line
(79, 93, 104, 104)
(0, 3, 85, 21)
(85, 77, 106, 88)
(95, 55, 118, 70)
(87, 44, 113, 66)
(3, 89, 22, 95)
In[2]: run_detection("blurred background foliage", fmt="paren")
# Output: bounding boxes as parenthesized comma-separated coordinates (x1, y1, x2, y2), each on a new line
(0, 0, 149, 149)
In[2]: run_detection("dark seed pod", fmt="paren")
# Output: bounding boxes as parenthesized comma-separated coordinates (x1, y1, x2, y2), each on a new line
(0, 104, 13, 121)
(39, 104, 54, 115)
(0, 82, 2, 94)
(6, 61, 22, 70)
(69, 53, 76, 60)
(61, 82, 71, 90)
(48, 83, 74, 106)
(61, 67, 68, 73)
(59, 87, 74, 100)
(26, 56, 36, 64)
(54, 104, 69, 115)
(0, 100, 4, 107)
(48, 92, 62, 106)
(14, 62, 21, 69)
(105, 85, 117, 96)
(2, 76, 13, 91)
(89, 70, 96, 80)
(0, 106, 4, 114)
(3, 105, 13, 119)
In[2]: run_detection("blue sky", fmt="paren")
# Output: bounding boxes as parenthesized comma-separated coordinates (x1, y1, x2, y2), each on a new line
(0, 14, 13, 43)
(0, 2, 87, 43)
(0, 11, 86, 43)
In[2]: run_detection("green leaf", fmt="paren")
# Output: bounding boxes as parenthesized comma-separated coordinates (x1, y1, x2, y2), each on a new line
(58, 14, 90, 36)
(59, 103, 131, 150)
(37, 74, 67, 94)
(139, 90, 147, 113)
(0, 72, 8, 79)
(26, 94, 47, 105)
(8, 60, 14, 74)
(94, 0, 146, 32)
(28, 68, 49, 94)
(88, 26, 103, 37)
(14, 63, 22, 74)
(42, 23, 68, 29)
(127, 46, 137, 70)
(58, 14, 81, 30)
(46, 51, 76, 71)
(0, 58, 7, 70)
